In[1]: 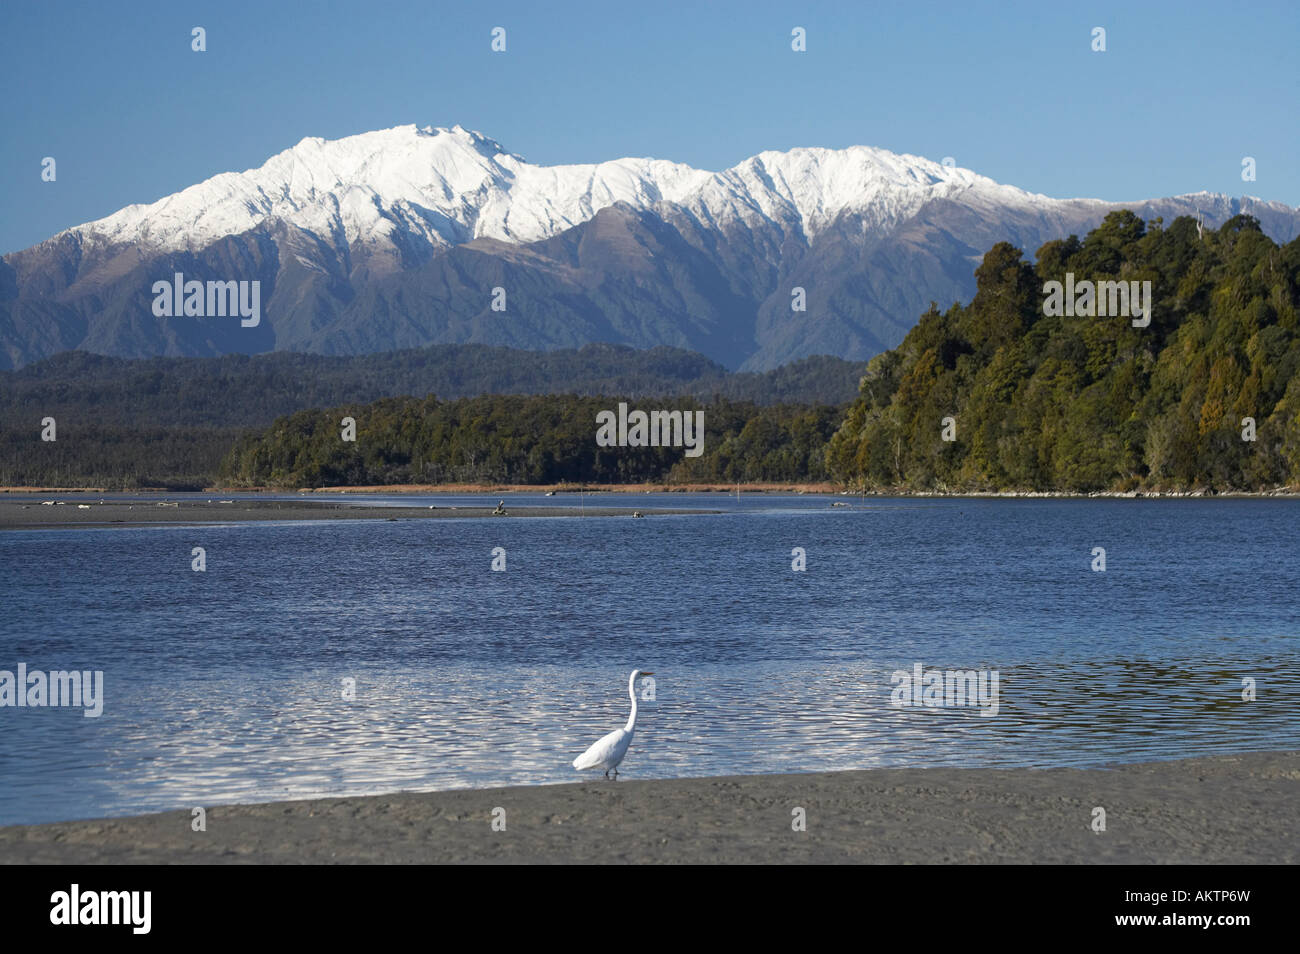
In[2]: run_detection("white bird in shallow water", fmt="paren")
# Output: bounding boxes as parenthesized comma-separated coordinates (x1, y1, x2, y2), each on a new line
(572, 669, 654, 780)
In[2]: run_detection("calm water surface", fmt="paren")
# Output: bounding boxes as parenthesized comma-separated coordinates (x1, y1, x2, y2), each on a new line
(1, 494, 1297, 825)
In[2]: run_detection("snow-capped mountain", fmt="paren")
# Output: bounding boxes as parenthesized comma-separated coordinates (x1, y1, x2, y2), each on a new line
(2, 125, 1297, 371)
(52, 124, 1034, 265)
(77, 125, 712, 257)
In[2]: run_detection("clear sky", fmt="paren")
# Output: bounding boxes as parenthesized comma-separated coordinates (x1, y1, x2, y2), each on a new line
(2, 0, 1296, 254)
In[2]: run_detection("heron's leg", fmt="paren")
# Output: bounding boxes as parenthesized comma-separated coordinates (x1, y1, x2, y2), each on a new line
(603, 769, 609, 779)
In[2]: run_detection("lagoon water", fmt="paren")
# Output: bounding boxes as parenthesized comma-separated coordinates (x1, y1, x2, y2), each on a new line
(1, 494, 1298, 825)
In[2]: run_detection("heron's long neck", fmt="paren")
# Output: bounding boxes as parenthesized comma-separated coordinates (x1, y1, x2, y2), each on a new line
(624, 673, 638, 733)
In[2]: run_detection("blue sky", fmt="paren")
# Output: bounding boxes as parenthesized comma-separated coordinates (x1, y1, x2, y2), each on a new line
(2, 0, 1297, 254)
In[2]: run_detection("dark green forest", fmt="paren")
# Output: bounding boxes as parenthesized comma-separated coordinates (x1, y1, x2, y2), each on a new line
(0, 345, 861, 488)
(1, 343, 865, 427)
(828, 212, 1300, 492)
(218, 395, 842, 487)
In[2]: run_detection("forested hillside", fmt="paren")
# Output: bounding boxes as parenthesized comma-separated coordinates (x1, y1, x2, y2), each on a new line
(827, 213, 1300, 492)
(0, 344, 865, 427)
(0, 345, 861, 488)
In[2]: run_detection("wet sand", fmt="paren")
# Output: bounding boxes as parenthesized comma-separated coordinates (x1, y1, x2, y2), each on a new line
(0, 498, 717, 530)
(1, 752, 1295, 864)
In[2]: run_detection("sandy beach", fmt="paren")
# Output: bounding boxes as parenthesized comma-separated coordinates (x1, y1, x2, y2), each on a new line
(0, 498, 718, 530)
(2, 752, 1294, 864)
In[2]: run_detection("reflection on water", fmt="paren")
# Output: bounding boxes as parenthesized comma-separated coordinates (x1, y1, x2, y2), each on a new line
(1, 496, 1298, 824)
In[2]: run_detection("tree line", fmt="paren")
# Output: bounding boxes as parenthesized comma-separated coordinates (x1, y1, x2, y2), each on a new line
(0, 345, 858, 488)
(218, 395, 842, 487)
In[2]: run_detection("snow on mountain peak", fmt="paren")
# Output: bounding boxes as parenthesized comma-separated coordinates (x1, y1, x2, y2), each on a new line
(66, 125, 1014, 257)
(678, 143, 1017, 240)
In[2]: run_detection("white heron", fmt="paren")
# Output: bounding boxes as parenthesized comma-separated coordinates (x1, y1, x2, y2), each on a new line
(572, 669, 654, 780)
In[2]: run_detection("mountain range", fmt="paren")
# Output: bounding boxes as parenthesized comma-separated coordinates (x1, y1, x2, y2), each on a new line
(3, 124, 1298, 371)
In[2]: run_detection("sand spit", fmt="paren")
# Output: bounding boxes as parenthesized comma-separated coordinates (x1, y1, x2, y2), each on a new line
(0, 498, 718, 530)
(2, 752, 1295, 864)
